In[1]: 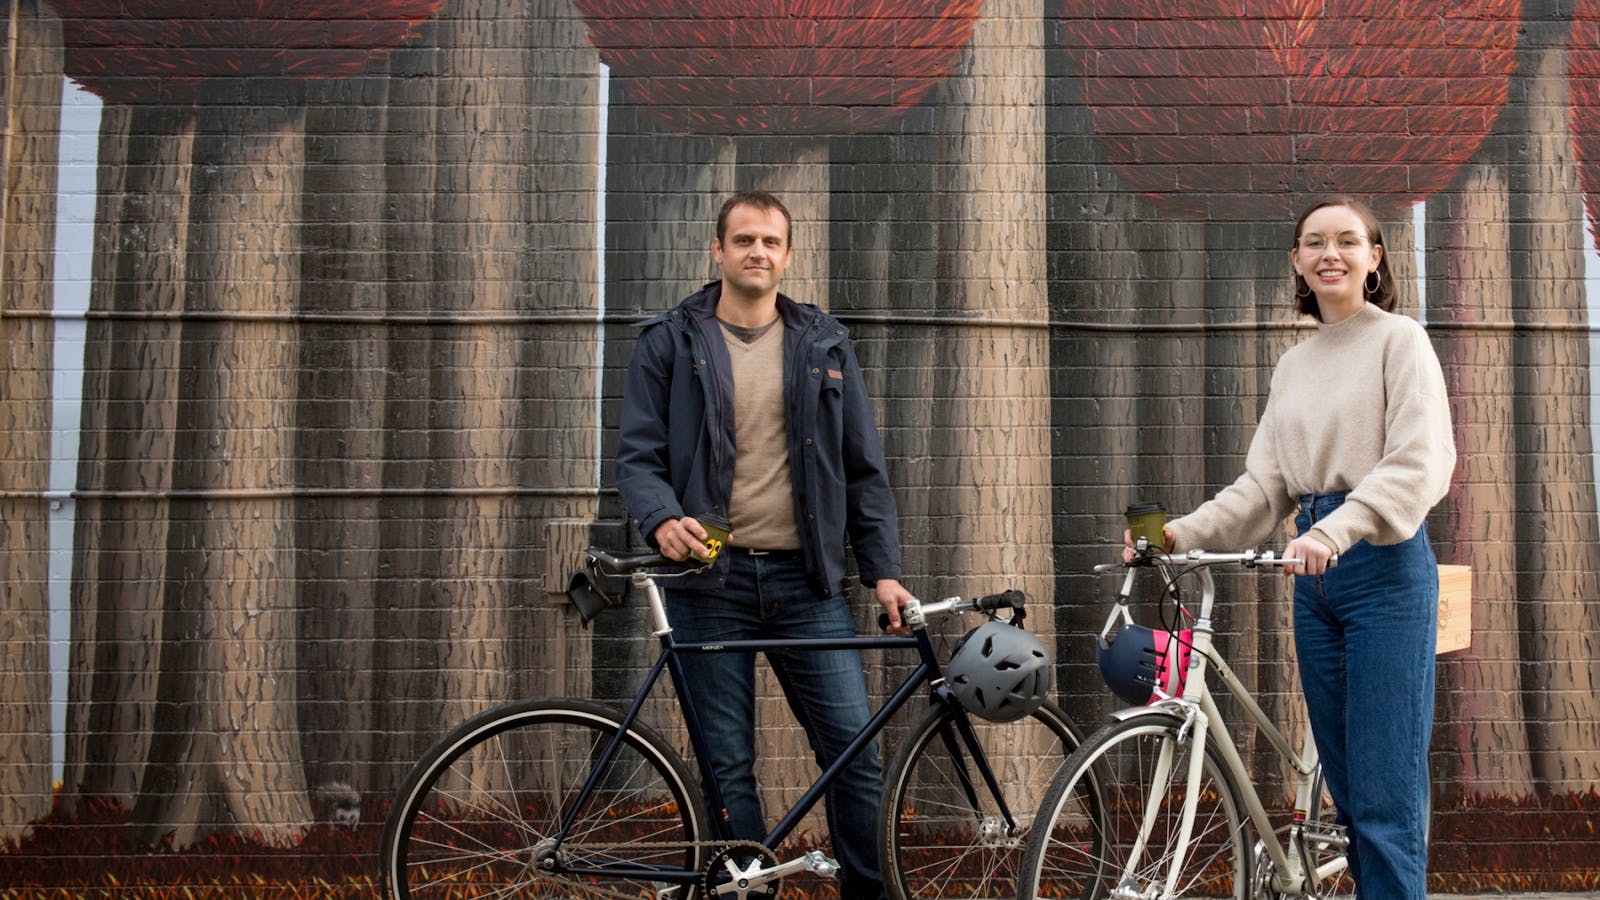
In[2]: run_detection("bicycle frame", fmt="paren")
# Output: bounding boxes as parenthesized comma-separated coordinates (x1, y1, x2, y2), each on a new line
(1103, 552, 1343, 897)
(549, 565, 1020, 886)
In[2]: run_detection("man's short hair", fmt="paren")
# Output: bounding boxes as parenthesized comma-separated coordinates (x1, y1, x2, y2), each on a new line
(716, 191, 793, 247)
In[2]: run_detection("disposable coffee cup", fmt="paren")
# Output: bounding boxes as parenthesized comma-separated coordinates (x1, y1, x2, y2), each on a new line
(694, 513, 731, 561)
(1125, 501, 1168, 551)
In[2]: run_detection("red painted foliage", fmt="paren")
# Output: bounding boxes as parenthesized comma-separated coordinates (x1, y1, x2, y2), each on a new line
(1570, 0, 1600, 253)
(574, 0, 983, 135)
(50, 1, 443, 104)
(1056, 0, 1520, 219)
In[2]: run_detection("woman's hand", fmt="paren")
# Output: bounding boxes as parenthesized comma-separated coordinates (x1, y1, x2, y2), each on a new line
(1122, 526, 1176, 562)
(1284, 534, 1336, 576)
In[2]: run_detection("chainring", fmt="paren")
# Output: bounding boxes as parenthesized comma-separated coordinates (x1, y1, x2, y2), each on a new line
(702, 841, 781, 900)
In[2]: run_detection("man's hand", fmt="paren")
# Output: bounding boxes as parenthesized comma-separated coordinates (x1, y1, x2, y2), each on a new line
(1284, 533, 1336, 576)
(654, 517, 718, 562)
(875, 578, 915, 634)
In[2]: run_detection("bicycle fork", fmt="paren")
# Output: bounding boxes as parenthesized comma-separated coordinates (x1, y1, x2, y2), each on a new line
(1111, 705, 1211, 900)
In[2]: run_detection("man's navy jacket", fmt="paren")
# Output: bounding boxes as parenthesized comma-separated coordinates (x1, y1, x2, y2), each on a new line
(615, 281, 904, 596)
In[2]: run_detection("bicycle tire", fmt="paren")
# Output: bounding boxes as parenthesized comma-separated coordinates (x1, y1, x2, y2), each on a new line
(881, 699, 1085, 900)
(1018, 712, 1252, 900)
(379, 698, 709, 900)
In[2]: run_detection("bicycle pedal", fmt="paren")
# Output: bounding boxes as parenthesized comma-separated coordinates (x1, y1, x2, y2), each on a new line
(800, 850, 840, 879)
(1301, 819, 1349, 847)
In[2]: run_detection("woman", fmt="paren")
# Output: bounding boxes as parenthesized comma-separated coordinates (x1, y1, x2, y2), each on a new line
(1137, 196, 1455, 898)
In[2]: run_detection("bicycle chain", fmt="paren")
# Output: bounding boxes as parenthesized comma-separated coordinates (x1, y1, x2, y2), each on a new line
(530, 838, 801, 900)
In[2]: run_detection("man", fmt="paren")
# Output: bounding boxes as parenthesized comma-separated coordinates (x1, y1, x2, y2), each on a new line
(616, 191, 911, 900)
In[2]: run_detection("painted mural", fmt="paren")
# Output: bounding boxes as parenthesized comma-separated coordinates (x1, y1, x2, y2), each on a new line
(0, 0, 1597, 894)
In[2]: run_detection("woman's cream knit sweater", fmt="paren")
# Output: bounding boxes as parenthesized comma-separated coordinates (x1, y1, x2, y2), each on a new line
(1169, 302, 1455, 555)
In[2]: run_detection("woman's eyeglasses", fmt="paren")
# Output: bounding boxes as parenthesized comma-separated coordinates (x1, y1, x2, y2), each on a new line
(1296, 232, 1370, 252)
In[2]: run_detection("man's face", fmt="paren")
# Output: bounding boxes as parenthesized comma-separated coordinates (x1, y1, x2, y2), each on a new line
(712, 203, 791, 299)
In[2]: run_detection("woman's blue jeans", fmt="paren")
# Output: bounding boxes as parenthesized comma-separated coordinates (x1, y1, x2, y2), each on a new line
(1293, 492, 1436, 900)
(665, 549, 884, 900)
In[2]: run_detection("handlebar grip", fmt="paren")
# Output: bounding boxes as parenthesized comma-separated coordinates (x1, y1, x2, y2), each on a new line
(974, 589, 1027, 613)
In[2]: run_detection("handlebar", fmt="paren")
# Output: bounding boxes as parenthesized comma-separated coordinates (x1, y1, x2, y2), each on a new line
(877, 589, 1027, 631)
(1092, 548, 1311, 575)
(1092, 547, 1333, 651)
(574, 546, 1027, 636)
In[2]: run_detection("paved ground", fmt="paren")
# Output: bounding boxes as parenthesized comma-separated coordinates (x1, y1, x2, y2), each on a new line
(1436, 895, 1600, 898)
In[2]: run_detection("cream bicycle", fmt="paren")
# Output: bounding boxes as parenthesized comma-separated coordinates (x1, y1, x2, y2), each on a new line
(1016, 548, 1357, 900)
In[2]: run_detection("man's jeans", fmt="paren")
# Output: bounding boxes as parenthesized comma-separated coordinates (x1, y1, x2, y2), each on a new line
(1293, 492, 1437, 900)
(666, 549, 884, 900)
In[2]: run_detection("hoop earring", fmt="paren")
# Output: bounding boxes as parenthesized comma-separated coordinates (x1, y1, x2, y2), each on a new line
(1294, 278, 1313, 300)
(1364, 270, 1382, 297)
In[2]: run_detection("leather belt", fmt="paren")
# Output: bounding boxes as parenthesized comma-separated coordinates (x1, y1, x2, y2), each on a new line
(726, 546, 804, 560)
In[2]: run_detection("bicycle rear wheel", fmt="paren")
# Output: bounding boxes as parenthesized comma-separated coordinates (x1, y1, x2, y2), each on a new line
(380, 698, 708, 900)
(882, 699, 1084, 900)
(1299, 765, 1353, 898)
(1294, 761, 1431, 898)
(1019, 713, 1250, 900)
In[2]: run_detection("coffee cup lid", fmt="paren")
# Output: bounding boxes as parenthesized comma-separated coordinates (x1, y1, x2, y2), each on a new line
(696, 512, 731, 530)
(1125, 501, 1166, 516)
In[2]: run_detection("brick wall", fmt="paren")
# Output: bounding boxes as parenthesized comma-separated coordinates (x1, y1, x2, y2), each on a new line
(0, 0, 1596, 892)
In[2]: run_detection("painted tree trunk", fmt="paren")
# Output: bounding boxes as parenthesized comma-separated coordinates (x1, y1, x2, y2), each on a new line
(0, 0, 60, 845)
(64, 103, 194, 814)
(1502, 26, 1600, 792)
(133, 98, 311, 848)
(1429, 163, 1536, 800)
(923, 0, 1056, 809)
(1045, 84, 1139, 728)
(426, 0, 528, 801)
(927, 0, 1052, 628)
(372, 37, 443, 791)
(519, 0, 600, 702)
(296, 75, 388, 800)
(1200, 223, 1275, 781)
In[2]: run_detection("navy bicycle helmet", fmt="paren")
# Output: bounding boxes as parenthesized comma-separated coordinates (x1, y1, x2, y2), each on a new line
(1097, 623, 1192, 707)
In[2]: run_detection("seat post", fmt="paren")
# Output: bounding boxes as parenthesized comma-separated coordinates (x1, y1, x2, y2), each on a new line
(634, 573, 672, 636)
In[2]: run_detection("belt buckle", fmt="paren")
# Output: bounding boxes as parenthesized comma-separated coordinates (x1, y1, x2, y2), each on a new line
(745, 547, 770, 557)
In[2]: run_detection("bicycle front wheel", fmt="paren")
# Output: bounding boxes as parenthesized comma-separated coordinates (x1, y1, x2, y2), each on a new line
(380, 698, 708, 900)
(882, 699, 1084, 900)
(1019, 713, 1250, 900)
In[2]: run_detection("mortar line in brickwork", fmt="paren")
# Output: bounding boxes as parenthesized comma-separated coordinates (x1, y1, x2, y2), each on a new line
(829, 314, 1593, 335)
(9, 486, 617, 502)
(7, 306, 1587, 335)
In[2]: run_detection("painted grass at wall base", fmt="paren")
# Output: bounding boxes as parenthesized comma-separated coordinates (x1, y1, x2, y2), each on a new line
(0, 792, 1596, 897)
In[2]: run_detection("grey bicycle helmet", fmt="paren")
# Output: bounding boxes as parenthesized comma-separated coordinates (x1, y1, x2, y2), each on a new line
(946, 618, 1054, 723)
(1097, 623, 1192, 706)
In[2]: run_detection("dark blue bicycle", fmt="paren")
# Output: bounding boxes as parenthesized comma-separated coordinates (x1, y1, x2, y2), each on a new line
(379, 546, 1086, 900)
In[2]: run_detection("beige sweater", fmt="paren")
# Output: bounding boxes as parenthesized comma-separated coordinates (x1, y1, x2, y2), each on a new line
(722, 321, 802, 550)
(1169, 302, 1455, 554)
